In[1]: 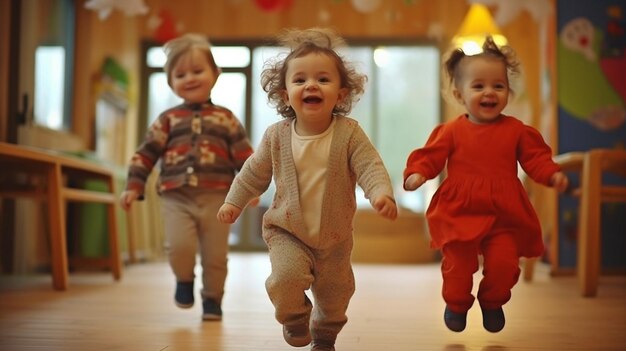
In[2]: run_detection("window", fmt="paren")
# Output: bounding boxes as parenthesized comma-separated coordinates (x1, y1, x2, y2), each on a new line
(34, 46, 66, 129)
(141, 39, 440, 251)
(29, 0, 75, 131)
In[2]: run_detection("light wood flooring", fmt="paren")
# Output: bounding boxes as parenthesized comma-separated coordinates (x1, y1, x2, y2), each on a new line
(1, 253, 625, 351)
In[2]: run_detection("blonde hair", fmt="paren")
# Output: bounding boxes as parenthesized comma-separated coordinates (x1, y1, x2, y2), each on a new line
(260, 27, 367, 119)
(163, 33, 219, 87)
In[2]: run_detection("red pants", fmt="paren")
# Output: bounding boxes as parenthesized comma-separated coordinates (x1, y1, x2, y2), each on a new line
(441, 231, 521, 313)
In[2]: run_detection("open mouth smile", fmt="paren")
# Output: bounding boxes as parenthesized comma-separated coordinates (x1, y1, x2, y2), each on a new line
(303, 96, 322, 104)
(480, 102, 497, 108)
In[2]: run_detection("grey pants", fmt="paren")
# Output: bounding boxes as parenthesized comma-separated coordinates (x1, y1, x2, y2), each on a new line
(265, 228, 355, 343)
(160, 187, 230, 302)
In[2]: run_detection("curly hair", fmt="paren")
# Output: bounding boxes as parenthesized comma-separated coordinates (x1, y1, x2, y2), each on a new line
(260, 27, 367, 119)
(444, 36, 520, 93)
(163, 33, 220, 88)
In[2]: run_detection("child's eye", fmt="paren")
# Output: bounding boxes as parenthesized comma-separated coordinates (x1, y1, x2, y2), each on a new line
(471, 84, 484, 89)
(194, 69, 204, 74)
(319, 77, 330, 83)
(293, 78, 305, 84)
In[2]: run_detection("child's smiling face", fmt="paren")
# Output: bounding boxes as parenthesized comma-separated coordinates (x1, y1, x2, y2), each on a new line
(453, 56, 510, 124)
(282, 52, 347, 126)
(170, 47, 218, 104)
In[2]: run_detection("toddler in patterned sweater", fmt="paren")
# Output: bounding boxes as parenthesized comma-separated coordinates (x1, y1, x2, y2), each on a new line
(120, 33, 254, 321)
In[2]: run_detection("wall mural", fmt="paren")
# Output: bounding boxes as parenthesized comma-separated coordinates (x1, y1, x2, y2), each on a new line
(557, 0, 626, 270)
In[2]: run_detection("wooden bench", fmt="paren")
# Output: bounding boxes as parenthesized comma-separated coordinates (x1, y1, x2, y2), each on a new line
(0, 141, 122, 290)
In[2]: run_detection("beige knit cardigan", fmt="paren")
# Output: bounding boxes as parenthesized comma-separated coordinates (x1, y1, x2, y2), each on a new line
(225, 116, 395, 250)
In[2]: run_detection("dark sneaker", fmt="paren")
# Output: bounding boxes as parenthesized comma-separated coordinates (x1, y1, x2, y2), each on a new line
(174, 282, 194, 308)
(202, 298, 223, 321)
(311, 339, 335, 351)
(444, 306, 467, 332)
(282, 323, 311, 347)
(482, 307, 505, 333)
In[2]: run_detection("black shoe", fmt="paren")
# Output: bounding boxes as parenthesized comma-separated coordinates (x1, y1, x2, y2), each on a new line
(202, 298, 223, 321)
(482, 307, 505, 333)
(444, 306, 467, 332)
(174, 282, 194, 308)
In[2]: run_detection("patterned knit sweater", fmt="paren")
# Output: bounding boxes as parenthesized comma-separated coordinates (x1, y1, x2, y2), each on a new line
(225, 116, 395, 250)
(125, 100, 253, 197)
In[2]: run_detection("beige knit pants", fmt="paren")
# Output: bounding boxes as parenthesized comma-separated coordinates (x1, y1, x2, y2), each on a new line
(160, 186, 230, 302)
(264, 228, 355, 344)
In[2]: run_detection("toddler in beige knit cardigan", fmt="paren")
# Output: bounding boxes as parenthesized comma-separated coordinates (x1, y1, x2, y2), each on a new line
(217, 27, 397, 351)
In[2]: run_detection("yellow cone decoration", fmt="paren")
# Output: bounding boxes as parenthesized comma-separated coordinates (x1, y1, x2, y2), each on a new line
(452, 3, 508, 55)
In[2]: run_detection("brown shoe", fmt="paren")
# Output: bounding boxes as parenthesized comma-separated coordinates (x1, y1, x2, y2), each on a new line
(282, 323, 311, 347)
(311, 340, 335, 351)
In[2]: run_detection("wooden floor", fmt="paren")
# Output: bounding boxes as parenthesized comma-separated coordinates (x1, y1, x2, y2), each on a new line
(1, 253, 625, 351)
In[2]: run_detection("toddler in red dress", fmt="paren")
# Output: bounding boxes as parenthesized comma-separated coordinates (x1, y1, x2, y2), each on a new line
(403, 36, 569, 333)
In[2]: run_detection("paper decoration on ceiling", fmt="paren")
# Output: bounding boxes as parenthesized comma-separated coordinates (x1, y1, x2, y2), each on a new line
(351, 0, 382, 14)
(147, 9, 182, 44)
(318, 9, 331, 23)
(84, 0, 148, 20)
(467, 0, 552, 26)
(427, 22, 444, 42)
(558, 17, 625, 131)
(254, 0, 293, 12)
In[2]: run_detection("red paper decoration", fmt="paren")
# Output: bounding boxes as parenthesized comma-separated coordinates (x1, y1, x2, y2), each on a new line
(254, 0, 292, 12)
(153, 9, 179, 44)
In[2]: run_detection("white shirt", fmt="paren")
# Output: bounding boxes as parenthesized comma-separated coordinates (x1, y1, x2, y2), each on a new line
(291, 118, 335, 240)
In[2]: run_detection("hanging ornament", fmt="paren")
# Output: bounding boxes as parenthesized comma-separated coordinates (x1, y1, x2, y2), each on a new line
(148, 9, 180, 44)
(84, 0, 148, 20)
(254, 0, 293, 12)
(318, 9, 331, 23)
(350, 0, 382, 14)
(468, 0, 553, 26)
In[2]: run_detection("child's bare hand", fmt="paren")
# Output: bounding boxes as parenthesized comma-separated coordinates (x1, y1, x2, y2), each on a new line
(119, 190, 139, 211)
(404, 173, 426, 191)
(550, 171, 569, 193)
(217, 203, 242, 224)
(373, 195, 398, 220)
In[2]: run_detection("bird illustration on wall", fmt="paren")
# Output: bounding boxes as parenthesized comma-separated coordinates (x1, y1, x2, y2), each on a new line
(558, 16, 626, 131)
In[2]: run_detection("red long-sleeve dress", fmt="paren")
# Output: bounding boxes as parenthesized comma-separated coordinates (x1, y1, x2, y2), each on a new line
(403, 115, 561, 258)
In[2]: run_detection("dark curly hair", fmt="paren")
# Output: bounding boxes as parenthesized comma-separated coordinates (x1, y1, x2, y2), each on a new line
(444, 36, 520, 93)
(260, 27, 367, 119)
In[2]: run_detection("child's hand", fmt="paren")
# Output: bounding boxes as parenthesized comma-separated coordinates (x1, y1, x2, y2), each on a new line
(550, 171, 569, 193)
(217, 203, 242, 224)
(119, 190, 139, 211)
(404, 173, 426, 191)
(373, 195, 398, 220)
